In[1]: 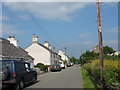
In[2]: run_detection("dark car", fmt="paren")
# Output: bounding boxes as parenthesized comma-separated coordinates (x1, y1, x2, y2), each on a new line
(0, 59, 37, 90)
(50, 64, 62, 71)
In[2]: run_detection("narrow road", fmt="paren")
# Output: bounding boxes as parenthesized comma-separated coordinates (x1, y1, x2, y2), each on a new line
(26, 65, 83, 88)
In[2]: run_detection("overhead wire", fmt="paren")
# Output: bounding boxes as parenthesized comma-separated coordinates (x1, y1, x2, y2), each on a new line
(17, 2, 57, 46)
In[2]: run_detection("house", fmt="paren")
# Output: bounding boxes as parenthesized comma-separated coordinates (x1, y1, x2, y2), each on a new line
(92, 45, 99, 53)
(25, 34, 60, 65)
(114, 51, 120, 55)
(0, 37, 34, 68)
(58, 50, 70, 64)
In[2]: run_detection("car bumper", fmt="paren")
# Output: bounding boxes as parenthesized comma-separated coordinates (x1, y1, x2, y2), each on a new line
(51, 68, 61, 71)
(61, 67, 65, 69)
(2, 79, 16, 84)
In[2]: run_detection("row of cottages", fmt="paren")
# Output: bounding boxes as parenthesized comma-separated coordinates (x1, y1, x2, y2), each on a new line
(0, 37, 34, 68)
(58, 50, 70, 64)
(25, 34, 61, 65)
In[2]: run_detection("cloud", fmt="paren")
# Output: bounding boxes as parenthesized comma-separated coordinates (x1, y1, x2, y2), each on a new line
(82, 41, 94, 45)
(0, 23, 27, 36)
(104, 40, 118, 45)
(0, 15, 10, 21)
(18, 14, 31, 20)
(3, 2, 90, 21)
(105, 27, 118, 33)
(78, 33, 92, 38)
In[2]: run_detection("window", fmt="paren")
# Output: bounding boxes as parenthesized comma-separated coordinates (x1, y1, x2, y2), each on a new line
(15, 62, 26, 72)
(25, 63, 30, 71)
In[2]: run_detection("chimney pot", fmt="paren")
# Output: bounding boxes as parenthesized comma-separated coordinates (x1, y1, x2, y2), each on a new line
(44, 41, 49, 48)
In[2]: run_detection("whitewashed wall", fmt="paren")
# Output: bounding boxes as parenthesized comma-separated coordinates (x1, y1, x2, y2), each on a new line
(25, 43, 51, 65)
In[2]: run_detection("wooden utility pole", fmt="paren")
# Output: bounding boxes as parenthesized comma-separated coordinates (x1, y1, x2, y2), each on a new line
(96, 0, 104, 89)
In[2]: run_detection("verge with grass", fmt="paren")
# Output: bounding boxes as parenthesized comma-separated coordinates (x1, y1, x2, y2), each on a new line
(81, 66, 95, 89)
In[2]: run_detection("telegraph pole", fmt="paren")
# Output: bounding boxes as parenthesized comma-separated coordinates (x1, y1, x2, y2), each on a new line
(96, 0, 104, 89)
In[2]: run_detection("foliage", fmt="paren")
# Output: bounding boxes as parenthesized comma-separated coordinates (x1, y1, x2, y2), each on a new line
(63, 60, 67, 64)
(81, 66, 95, 89)
(83, 60, 119, 89)
(79, 46, 119, 65)
(103, 46, 115, 55)
(70, 57, 77, 64)
(80, 51, 99, 64)
(34, 63, 48, 71)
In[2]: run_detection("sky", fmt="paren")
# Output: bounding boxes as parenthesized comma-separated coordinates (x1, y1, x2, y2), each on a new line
(1, 2, 118, 58)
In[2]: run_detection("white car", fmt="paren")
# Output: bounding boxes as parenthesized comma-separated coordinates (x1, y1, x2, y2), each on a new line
(60, 63, 65, 69)
(70, 62, 74, 66)
(59, 61, 65, 69)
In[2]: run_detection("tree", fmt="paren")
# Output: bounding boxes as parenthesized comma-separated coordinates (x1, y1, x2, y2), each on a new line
(80, 50, 99, 64)
(103, 46, 115, 55)
(70, 57, 77, 64)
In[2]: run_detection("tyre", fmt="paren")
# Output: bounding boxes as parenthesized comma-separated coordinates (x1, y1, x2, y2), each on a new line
(15, 80, 24, 90)
(32, 76, 37, 84)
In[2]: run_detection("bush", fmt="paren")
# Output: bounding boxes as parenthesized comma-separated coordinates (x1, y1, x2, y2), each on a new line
(83, 60, 119, 89)
(34, 63, 48, 71)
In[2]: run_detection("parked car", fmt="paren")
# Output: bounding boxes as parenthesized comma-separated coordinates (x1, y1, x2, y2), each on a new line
(60, 63, 65, 69)
(0, 59, 37, 90)
(70, 62, 74, 66)
(50, 64, 62, 71)
(59, 61, 65, 69)
(66, 63, 71, 67)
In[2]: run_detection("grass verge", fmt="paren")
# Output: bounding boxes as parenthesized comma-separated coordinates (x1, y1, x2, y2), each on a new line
(81, 66, 95, 89)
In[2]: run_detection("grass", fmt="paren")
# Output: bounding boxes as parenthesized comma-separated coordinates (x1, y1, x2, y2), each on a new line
(81, 66, 95, 89)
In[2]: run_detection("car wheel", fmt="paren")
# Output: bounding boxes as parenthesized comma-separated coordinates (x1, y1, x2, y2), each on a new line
(32, 77, 37, 84)
(16, 80, 24, 90)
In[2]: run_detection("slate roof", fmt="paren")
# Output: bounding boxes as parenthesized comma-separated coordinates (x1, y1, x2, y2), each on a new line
(26, 42, 58, 55)
(0, 37, 34, 60)
(38, 43, 58, 55)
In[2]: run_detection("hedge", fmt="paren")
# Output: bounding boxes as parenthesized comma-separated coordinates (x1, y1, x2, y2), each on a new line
(83, 60, 120, 89)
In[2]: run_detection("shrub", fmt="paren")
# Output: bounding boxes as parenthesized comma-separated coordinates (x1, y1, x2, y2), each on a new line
(83, 60, 119, 89)
(34, 63, 48, 71)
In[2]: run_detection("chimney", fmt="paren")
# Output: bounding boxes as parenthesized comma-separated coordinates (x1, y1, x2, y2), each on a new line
(53, 47, 56, 52)
(7, 36, 19, 47)
(32, 34, 38, 44)
(44, 41, 49, 48)
(49, 45, 52, 49)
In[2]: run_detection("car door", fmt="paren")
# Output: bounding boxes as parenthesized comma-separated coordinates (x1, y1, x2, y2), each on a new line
(24, 63, 33, 82)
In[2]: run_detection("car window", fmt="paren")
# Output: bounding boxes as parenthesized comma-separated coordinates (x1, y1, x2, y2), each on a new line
(25, 63, 30, 71)
(2, 61, 12, 70)
(15, 62, 26, 72)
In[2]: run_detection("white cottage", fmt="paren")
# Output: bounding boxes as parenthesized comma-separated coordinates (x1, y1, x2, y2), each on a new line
(25, 34, 60, 65)
(58, 50, 70, 64)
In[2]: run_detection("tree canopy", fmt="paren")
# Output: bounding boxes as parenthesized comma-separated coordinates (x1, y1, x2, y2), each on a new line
(103, 46, 115, 55)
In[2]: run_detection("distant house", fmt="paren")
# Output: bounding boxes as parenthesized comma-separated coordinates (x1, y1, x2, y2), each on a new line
(114, 51, 120, 55)
(92, 45, 99, 53)
(0, 37, 34, 68)
(25, 34, 60, 65)
(58, 50, 70, 64)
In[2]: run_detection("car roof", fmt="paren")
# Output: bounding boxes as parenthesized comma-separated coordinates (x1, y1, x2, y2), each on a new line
(52, 64, 60, 66)
(1, 59, 27, 63)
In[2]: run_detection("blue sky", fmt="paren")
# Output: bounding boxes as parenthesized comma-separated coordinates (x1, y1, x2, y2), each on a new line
(1, 2, 118, 58)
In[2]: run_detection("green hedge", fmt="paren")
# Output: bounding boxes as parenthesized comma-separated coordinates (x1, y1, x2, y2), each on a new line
(34, 63, 49, 71)
(83, 60, 119, 89)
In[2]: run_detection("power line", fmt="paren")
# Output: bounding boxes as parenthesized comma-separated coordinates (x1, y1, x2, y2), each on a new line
(17, 2, 56, 45)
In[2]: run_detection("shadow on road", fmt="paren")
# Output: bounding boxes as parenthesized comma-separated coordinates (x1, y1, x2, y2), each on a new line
(24, 80, 40, 88)
(1, 80, 40, 90)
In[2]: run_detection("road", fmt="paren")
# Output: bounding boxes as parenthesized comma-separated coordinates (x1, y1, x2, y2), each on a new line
(26, 65, 83, 89)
